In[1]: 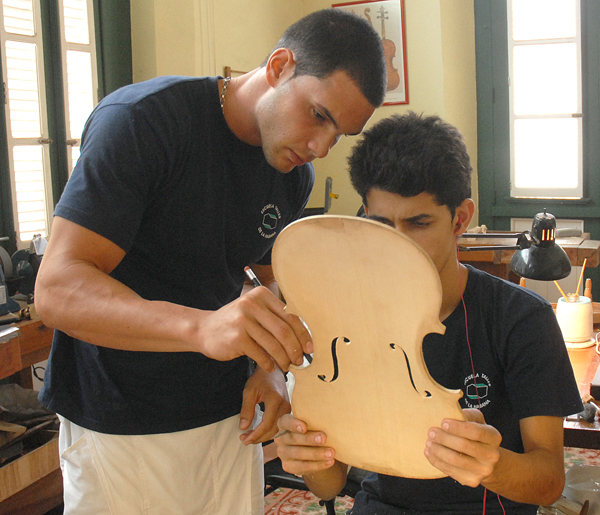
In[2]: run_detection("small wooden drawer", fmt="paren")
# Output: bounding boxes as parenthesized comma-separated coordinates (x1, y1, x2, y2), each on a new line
(0, 431, 60, 502)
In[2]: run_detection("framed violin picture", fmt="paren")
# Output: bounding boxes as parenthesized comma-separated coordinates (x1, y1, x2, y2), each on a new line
(332, 0, 409, 105)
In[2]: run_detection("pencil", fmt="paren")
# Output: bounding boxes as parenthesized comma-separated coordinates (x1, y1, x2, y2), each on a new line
(576, 258, 588, 296)
(244, 266, 262, 288)
(554, 280, 569, 301)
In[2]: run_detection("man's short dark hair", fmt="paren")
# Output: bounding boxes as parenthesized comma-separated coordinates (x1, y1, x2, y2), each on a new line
(349, 112, 472, 214)
(265, 9, 386, 107)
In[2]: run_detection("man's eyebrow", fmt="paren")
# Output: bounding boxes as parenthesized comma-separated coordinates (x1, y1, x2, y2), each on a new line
(366, 215, 393, 226)
(367, 213, 433, 225)
(405, 213, 433, 223)
(318, 104, 338, 130)
(318, 104, 363, 136)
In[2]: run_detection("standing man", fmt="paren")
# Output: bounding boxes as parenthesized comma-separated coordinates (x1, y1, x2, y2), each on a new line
(276, 113, 582, 515)
(35, 9, 386, 515)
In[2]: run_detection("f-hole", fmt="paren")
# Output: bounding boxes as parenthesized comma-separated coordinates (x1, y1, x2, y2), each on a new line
(318, 337, 350, 382)
(390, 343, 431, 397)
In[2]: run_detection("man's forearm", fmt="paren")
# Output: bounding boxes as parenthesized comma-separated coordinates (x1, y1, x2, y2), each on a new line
(36, 259, 204, 352)
(303, 460, 349, 501)
(481, 447, 565, 506)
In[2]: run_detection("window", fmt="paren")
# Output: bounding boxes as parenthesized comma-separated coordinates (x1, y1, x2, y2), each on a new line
(475, 0, 600, 299)
(0, 0, 132, 251)
(475, 0, 600, 224)
(0, 0, 97, 244)
(508, 0, 582, 199)
(1, 0, 53, 243)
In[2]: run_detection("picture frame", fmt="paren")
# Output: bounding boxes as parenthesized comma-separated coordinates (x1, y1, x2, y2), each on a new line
(332, 0, 409, 105)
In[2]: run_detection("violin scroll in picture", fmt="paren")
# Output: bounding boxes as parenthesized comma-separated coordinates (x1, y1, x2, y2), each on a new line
(377, 6, 400, 92)
(362, 5, 400, 92)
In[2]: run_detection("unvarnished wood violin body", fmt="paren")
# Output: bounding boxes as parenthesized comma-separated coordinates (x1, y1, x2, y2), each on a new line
(272, 215, 464, 478)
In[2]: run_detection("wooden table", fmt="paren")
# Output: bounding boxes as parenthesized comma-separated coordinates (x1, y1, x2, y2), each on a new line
(564, 343, 600, 449)
(0, 312, 62, 515)
(458, 233, 600, 282)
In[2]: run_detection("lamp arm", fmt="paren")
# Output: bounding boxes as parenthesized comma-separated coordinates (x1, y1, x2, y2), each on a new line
(458, 231, 532, 252)
(458, 245, 521, 252)
(516, 230, 538, 250)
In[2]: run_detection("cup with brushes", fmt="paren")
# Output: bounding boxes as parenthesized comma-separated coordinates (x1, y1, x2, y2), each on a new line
(555, 259, 597, 349)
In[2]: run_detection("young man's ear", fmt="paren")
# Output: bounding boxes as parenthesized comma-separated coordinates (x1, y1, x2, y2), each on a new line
(453, 198, 475, 236)
(265, 48, 296, 87)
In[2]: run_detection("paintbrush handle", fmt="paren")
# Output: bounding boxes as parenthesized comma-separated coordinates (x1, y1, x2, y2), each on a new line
(577, 258, 588, 295)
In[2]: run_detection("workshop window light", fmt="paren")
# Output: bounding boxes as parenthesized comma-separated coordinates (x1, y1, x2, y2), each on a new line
(4, 40, 41, 138)
(63, 0, 89, 44)
(508, 0, 582, 199)
(59, 0, 97, 176)
(2, 0, 34, 36)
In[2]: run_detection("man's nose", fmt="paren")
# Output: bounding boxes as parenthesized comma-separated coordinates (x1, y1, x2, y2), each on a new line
(308, 132, 340, 159)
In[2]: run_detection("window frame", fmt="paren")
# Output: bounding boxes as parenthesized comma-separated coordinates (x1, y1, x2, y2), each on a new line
(475, 0, 600, 225)
(507, 0, 583, 199)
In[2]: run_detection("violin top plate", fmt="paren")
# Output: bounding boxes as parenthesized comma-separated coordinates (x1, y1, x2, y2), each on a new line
(273, 215, 464, 478)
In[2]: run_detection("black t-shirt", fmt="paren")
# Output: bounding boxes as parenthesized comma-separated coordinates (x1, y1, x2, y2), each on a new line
(351, 266, 582, 515)
(39, 76, 314, 434)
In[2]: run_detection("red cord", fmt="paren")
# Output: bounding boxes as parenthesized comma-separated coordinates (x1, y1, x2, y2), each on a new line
(457, 262, 480, 409)
(457, 256, 506, 515)
(483, 488, 487, 512)
(498, 494, 506, 514)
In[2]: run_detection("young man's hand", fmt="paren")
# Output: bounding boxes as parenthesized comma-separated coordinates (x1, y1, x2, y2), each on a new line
(424, 408, 502, 487)
(274, 414, 336, 475)
(275, 414, 348, 501)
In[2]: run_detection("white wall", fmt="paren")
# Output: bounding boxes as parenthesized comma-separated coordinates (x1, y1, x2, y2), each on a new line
(129, 0, 478, 220)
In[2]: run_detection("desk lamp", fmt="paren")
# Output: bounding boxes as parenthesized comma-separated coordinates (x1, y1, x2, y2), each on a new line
(458, 210, 572, 281)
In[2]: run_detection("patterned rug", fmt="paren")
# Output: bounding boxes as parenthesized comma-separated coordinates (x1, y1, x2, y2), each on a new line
(264, 448, 600, 515)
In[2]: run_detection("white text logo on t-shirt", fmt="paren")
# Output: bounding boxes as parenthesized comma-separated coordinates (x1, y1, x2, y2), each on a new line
(259, 204, 281, 239)
(463, 372, 491, 409)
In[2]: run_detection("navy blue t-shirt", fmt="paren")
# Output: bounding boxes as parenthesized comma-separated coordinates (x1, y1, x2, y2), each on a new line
(351, 266, 582, 515)
(39, 76, 314, 434)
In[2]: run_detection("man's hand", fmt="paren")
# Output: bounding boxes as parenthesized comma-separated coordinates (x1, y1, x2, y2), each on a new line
(197, 286, 313, 373)
(239, 367, 291, 445)
(275, 414, 348, 501)
(424, 408, 502, 487)
(275, 414, 336, 476)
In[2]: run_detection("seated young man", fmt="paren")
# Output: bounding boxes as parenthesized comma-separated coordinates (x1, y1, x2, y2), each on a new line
(275, 113, 583, 515)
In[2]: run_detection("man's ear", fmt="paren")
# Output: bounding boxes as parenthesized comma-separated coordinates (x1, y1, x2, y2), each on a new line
(265, 48, 296, 87)
(454, 198, 475, 236)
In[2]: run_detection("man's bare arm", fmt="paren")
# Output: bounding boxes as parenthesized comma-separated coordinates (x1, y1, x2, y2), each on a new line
(35, 216, 312, 371)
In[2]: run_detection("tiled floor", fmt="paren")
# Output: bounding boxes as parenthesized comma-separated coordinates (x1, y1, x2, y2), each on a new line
(264, 447, 600, 515)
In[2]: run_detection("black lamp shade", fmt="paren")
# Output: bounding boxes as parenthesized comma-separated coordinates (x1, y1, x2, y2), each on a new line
(510, 244, 571, 280)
